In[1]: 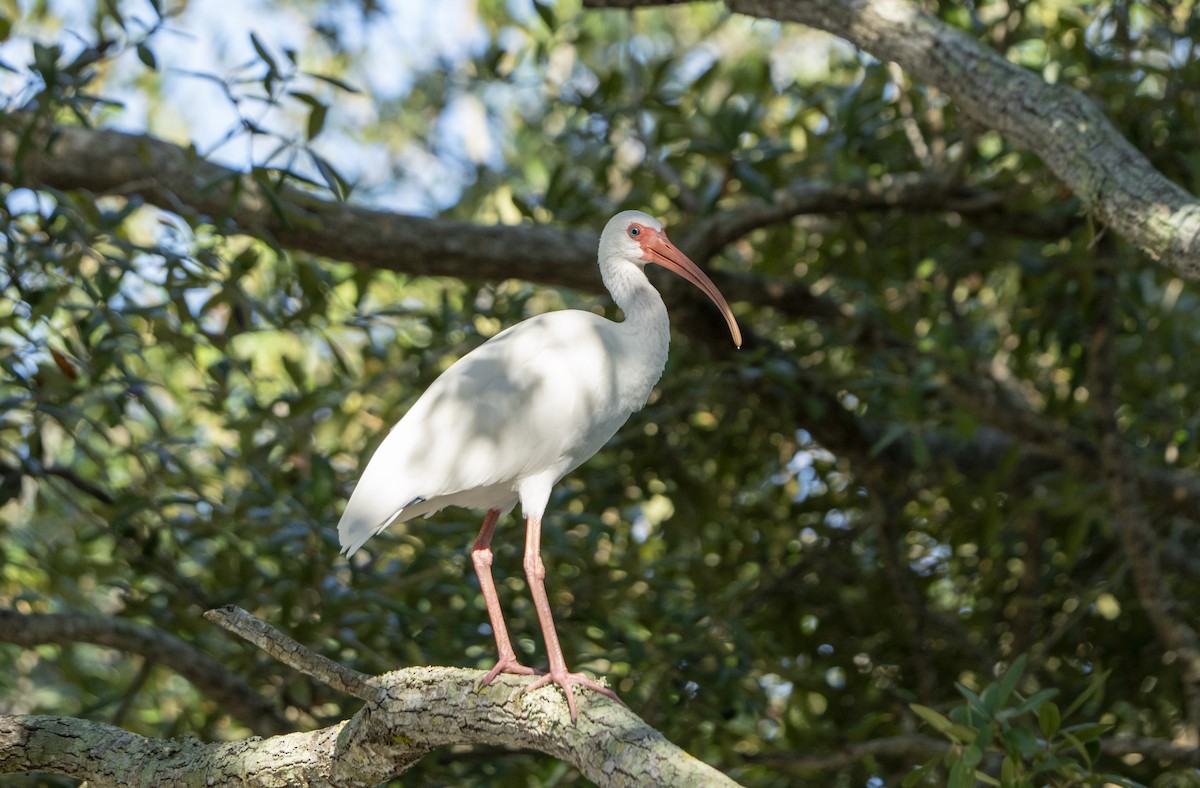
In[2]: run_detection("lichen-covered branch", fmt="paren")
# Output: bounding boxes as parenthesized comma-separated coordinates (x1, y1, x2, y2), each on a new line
(0, 714, 371, 788)
(0, 606, 740, 786)
(204, 605, 377, 702)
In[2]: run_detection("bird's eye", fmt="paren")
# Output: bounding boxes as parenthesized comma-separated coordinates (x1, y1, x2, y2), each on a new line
(628, 226, 640, 238)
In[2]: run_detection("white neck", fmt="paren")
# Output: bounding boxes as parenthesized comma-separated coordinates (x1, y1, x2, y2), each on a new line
(601, 260, 670, 411)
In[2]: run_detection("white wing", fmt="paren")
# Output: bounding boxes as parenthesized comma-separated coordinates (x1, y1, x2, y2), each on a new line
(337, 309, 636, 555)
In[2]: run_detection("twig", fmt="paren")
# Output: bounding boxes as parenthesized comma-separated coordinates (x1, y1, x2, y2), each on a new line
(0, 461, 116, 505)
(203, 605, 378, 702)
(42, 464, 117, 505)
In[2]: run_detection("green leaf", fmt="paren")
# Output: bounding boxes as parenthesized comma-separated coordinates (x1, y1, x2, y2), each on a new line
(136, 43, 157, 70)
(1030, 754, 1078, 775)
(1059, 721, 1111, 744)
(962, 744, 983, 767)
(305, 71, 361, 94)
(910, 703, 978, 744)
(282, 355, 306, 388)
(32, 42, 60, 76)
(252, 168, 290, 222)
(1037, 701, 1061, 739)
(901, 760, 936, 788)
(1001, 725, 1040, 758)
(992, 654, 1028, 711)
(955, 682, 993, 722)
(1000, 754, 1020, 786)
(306, 101, 328, 141)
(972, 770, 1000, 787)
(289, 90, 322, 109)
(1062, 669, 1109, 720)
(947, 759, 972, 788)
(533, 0, 555, 30)
(250, 32, 277, 74)
(102, 0, 126, 30)
(310, 151, 349, 200)
(1002, 688, 1059, 721)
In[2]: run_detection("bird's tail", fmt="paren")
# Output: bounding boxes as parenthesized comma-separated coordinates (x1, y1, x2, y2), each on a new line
(336, 467, 421, 557)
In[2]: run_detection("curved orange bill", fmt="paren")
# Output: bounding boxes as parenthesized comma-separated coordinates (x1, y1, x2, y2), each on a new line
(641, 231, 742, 348)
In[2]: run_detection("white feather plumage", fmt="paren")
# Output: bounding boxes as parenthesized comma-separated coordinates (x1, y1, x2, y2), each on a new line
(337, 211, 673, 556)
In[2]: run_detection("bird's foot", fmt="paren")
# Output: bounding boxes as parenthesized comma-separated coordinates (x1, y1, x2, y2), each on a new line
(521, 669, 626, 723)
(478, 654, 541, 688)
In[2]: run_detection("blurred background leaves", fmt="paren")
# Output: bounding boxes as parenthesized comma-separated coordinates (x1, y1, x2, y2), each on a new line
(2, 0, 1200, 785)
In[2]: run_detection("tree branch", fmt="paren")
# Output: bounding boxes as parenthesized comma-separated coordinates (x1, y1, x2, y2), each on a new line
(0, 609, 289, 736)
(0, 111, 994, 325)
(203, 605, 377, 702)
(0, 605, 741, 787)
(682, 171, 999, 264)
(585, 0, 1200, 277)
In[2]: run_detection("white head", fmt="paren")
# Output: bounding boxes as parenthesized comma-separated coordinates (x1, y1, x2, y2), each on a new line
(599, 210, 664, 267)
(598, 210, 742, 347)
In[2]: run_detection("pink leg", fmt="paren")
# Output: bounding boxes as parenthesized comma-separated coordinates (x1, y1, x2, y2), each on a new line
(519, 514, 624, 722)
(471, 508, 539, 685)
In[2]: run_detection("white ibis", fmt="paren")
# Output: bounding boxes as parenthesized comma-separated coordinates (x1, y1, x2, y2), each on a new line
(338, 210, 741, 721)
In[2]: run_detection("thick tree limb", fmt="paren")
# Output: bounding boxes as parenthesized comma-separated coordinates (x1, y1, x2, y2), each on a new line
(585, 0, 1200, 277)
(209, 606, 738, 786)
(0, 607, 739, 786)
(0, 712, 399, 787)
(0, 111, 992, 324)
(0, 609, 289, 736)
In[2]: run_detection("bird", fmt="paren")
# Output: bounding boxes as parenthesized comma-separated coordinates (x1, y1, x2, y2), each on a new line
(337, 210, 741, 721)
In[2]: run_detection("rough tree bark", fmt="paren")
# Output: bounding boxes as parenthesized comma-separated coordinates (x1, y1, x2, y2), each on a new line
(0, 607, 740, 787)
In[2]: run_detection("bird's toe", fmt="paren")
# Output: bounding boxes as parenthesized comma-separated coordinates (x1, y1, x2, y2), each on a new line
(478, 656, 541, 688)
(523, 669, 624, 722)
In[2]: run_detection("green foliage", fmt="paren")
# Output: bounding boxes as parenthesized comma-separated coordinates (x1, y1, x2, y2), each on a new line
(3, 0, 1200, 786)
(907, 654, 1131, 787)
